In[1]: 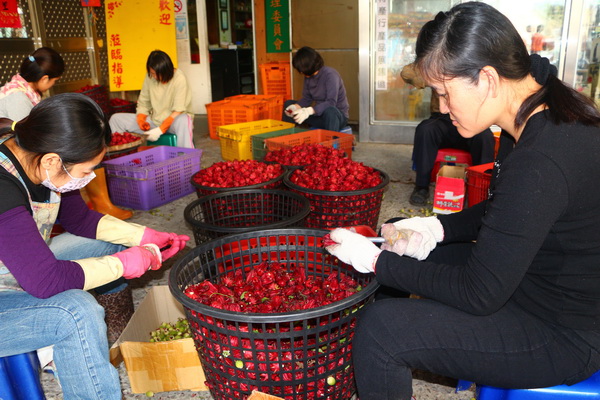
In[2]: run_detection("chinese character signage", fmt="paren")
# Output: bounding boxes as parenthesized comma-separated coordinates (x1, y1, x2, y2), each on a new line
(0, 0, 21, 29)
(265, 0, 290, 53)
(375, 0, 388, 91)
(105, 0, 177, 91)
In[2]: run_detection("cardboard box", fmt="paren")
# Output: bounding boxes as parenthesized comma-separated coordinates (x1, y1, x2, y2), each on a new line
(109, 286, 207, 394)
(432, 165, 466, 214)
(247, 391, 285, 400)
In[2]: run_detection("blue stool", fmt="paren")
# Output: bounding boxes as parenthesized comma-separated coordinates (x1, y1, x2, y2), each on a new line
(457, 370, 600, 400)
(0, 351, 46, 400)
(147, 133, 177, 146)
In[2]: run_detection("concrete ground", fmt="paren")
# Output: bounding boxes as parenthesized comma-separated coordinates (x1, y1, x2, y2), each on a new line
(40, 116, 475, 399)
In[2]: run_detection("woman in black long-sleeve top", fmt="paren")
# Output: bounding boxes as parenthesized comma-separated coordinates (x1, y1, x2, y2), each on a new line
(325, 3, 600, 400)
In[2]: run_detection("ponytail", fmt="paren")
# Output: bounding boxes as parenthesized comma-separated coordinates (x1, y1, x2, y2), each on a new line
(516, 54, 600, 128)
(19, 47, 65, 82)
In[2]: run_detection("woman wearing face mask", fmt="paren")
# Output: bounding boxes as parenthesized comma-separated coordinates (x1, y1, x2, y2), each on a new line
(326, 2, 600, 399)
(0, 93, 189, 400)
(0, 47, 64, 121)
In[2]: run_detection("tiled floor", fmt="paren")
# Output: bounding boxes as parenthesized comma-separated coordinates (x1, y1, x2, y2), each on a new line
(39, 117, 475, 399)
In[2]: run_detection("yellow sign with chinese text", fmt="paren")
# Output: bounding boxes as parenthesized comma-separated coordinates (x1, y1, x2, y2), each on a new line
(105, 0, 177, 91)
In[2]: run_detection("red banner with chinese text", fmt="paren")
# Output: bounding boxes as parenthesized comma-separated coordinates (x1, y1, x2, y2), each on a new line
(0, 0, 22, 29)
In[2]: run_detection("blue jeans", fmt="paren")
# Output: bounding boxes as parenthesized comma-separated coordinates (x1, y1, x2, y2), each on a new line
(0, 290, 122, 399)
(0, 233, 126, 399)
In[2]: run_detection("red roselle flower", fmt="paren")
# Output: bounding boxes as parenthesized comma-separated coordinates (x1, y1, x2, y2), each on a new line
(264, 143, 346, 166)
(192, 160, 284, 188)
(183, 261, 361, 313)
(289, 157, 381, 192)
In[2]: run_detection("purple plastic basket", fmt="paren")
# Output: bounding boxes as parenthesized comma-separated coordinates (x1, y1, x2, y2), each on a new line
(102, 146, 203, 210)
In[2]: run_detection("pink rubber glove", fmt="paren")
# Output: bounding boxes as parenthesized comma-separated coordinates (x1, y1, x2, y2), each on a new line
(114, 244, 162, 279)
(141, 227, 190, 261)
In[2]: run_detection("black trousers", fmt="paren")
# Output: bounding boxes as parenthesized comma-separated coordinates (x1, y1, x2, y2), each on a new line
(353, 242, 600, 400)
(412, 113, 495, 187)
(282, 100, 348, 132)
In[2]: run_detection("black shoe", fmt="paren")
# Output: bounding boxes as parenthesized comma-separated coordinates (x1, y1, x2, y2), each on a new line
(409, 187, 429, 206)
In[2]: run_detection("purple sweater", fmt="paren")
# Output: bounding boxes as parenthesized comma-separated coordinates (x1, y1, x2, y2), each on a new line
(0, 191, 103, 298)
(297, 66, 349, 118)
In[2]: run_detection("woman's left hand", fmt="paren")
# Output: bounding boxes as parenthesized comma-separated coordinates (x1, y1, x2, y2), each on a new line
(141, 228, 190, 261)
(326, 228, 381, 273)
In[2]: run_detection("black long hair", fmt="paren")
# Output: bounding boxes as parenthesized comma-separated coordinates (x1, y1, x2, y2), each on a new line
(147, 50, 174, 83)
(19, 47, 65, 82)
(1, 93, 111, 169)
(415, 2, 600, 129)
(292, 47, 324, 76)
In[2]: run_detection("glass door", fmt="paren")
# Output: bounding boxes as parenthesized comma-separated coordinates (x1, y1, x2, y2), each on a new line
(358, 0, 597, 143)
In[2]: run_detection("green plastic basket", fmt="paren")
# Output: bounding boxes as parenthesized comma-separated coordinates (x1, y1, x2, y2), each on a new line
(251, 127, 308, 161)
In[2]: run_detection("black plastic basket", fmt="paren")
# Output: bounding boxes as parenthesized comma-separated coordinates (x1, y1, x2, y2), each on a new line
(110, 100, 136, 115)
(77, 85, 111, 117)
(169, 228, 379, 400)
(184, 189, 311, 246)
(283, 169, 390, 231)
(191, 169, 285, 198)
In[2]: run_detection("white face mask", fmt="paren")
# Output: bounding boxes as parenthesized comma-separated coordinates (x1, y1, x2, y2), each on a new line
(41, 162, 96, 193)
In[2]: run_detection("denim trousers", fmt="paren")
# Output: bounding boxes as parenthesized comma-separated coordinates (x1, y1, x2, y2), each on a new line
(0, 233, 125, 399)
(353, 242, 600, 400)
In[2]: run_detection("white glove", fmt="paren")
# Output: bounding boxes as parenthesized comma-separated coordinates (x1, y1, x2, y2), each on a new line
(145, 127, 162, 142)
(380, 217, 444, 261)
(326, 228, 382, 273)
(284, 103, 301, 117)
(292, 107, 314, 124)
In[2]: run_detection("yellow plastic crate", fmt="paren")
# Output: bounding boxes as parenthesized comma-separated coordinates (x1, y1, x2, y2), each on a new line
(217, 119, 295, 161)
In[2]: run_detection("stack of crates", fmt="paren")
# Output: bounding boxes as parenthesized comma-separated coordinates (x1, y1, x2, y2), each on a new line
(259, 62, 292, 100)
(217, 119, 294, 161)
(206, 95, 284, 140)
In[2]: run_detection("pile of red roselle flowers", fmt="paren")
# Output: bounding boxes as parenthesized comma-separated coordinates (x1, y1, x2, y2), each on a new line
(108, 132, 141, 147)
(192, 160, 284, 189)
(109, 97, 133, 107)
(184, 261, 361, 313)
(289, 157, 381, 192)
(264, 143, 346, 167)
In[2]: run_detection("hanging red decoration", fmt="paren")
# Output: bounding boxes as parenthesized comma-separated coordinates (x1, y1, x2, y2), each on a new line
(0, 0, 22, 28)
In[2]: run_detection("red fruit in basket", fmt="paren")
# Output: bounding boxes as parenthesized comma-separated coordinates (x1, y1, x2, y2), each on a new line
(264, 143, 346, 166)
(192, 160, 283, 188)
(290, 157, 380, 191)
(109, 132, 141, 147)
(184, 261, 360, 313)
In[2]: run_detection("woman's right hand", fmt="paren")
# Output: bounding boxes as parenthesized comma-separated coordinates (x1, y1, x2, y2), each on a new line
(113, 244, 162, 279)
(136, 113, 150, 131)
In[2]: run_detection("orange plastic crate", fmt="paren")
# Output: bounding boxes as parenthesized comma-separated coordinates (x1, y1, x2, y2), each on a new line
(259, 62, 292, 100)
(264, 129, 354, 159)
(205, 100, 269, 140)
(226, 94, 284, 121)
(466, 162, 493, 207)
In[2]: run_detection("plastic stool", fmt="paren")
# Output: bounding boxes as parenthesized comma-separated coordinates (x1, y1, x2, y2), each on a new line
(0, 351, 46, 400)
(147, 133, 177, 146)
(456, 370, 600, 400)
(431, 148, 472, 182)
